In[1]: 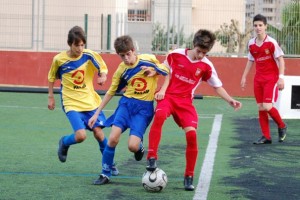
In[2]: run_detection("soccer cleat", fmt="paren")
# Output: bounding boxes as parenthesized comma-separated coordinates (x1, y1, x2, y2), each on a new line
(184, 176, 195, 191)
(111, 163, 119, 176)
(134, 143, 144, 161)
(58, 137, 69, 162)
(146, 157, 157, 172)
(253, 136, 272, 145)
(93, 174, 110, 185)
(278, 126, 287, 142)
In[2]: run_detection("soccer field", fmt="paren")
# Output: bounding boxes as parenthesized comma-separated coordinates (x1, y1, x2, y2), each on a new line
(0, 92, 299, 200)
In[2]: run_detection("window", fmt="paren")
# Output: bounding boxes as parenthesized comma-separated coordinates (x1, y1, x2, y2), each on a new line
(263, 0, 274, 3)
(128, 9, 147, 21)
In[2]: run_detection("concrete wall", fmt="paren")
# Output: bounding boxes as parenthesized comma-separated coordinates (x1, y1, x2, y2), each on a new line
(0, 51, 299, 97)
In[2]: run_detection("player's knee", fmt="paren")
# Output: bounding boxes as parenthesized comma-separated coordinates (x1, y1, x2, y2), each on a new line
(107, 138, 118, 147)
(128, 145, 139, 153)
(75, 130, 87, 143)
(128, 141, 140, 152)
(154, 110, 167, 121)
(93, 128, 105, 141)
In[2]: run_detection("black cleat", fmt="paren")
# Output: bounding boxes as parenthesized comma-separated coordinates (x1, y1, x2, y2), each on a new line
(58, 137, 69, 162)
(278, 126, 287, 142)
(93, 174, 110, 185)
(253, 136, 272, 145)
(184, 176, 195, 191)
(134, 143, 144, 161)
(146, 157, 157, 172)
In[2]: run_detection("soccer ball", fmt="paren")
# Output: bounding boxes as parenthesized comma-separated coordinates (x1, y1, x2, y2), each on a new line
(142, 168, 168, 192)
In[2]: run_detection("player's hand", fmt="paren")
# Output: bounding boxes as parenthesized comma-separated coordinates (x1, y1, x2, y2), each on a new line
(48, 96, 55, 110)
(97, 73, 107, 86)
(229, 100, 242, 111)
(88, 115, 97, 129)
(277, 77, 284, 91)
(141, 66, 156, 77)
(155, 91, 166, 100)
(240, 78, 246, 90)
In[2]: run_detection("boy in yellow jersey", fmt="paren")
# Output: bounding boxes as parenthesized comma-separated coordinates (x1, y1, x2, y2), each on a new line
(47, 26, 118, 175)
(88, 35, 169, 185)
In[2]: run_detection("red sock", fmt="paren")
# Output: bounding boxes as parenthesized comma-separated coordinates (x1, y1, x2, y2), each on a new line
(185, 130, 198, 177)
(147, 111, 167, 160)
(259, 111, 271, 140)
(268, 107, 285, 128)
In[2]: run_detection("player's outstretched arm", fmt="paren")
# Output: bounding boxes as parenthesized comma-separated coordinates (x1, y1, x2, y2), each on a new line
(48, 81, 56, 110)
(214, 87, 242, 111)
(88, 93, 114, 128)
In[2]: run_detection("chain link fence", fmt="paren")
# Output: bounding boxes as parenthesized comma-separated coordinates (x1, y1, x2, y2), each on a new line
(0, 0, 299, 57)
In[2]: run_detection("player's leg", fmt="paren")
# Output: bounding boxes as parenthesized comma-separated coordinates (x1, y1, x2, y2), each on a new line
(182, 127, 198, 191)
(93, 127, 119, 176)
(173, 99, 198, 191)
(58, 111, 87, 162)
(253, 81, 272, 144)
(89, 109, 119, 176)
(128, 135, 144, 161)
(263, 81, 287, 142)
(146, 98, 171, 171)
(93, 125, 122, 185)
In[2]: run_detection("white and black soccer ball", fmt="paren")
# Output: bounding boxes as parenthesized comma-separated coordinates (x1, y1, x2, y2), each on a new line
(142, 168, 168, 192)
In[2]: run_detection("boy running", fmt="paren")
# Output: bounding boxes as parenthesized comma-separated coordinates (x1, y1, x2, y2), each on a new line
(48, 26, 118, 175)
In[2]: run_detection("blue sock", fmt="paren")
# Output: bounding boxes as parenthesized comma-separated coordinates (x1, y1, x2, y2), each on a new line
(99, 137, 107, 155)
(101, 145, 115, 177)
(62, 133, 77, 146)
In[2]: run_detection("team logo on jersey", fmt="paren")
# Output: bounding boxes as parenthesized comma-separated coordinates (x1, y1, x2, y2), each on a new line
(195, 68, 201, 76)
(72, 70, 86, 89)
(265, 49, 270, 54)
(131, 78, 149, 94)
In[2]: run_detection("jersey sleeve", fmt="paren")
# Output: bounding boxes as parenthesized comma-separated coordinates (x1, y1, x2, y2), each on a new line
(272, 39, 284, 58)
(202, 59, 223, 88)
(48, 55, 60, 82)
(247, 39, 255, 61)
(148, 54, 169, 76)
(88, 50, 108, 76)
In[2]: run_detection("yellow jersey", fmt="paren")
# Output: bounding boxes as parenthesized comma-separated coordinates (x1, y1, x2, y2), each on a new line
(107, 54, 169, 101)
(48, 49, 108, 112)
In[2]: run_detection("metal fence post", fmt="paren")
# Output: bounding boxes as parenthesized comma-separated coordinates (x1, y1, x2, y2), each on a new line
(84, 14, 88, 48)
(107, 14, 111, 50)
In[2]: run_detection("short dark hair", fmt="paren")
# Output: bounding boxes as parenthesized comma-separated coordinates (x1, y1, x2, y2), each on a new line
(67, 26, 86, 46)
(253, 14, 267, 25)
(193, 29, 216, 51)
(114, 35, 135, 54)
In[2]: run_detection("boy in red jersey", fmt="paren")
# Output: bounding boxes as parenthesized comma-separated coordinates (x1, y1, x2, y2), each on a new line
(241, 14, 287, 145)
(145, 29, 242, 191)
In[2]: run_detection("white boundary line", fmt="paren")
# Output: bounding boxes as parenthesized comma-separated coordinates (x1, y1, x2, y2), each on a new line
(193, 114, 223, 200)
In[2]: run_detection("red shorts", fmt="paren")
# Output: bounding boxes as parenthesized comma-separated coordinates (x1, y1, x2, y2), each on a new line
(155, 95, 198, 128)
(254, 78, 278, 103)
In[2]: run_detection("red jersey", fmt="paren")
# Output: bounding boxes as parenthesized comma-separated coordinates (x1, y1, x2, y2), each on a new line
(248, 35, 284, 81)
(164, 48, 222, 98)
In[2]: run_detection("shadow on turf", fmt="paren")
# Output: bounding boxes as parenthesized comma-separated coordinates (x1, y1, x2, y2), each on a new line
(222, 117, 300, 200)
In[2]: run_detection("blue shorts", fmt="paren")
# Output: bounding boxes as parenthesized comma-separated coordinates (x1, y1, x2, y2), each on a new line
(66, 109, 106, 132)
(105, 96, 154, 139)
